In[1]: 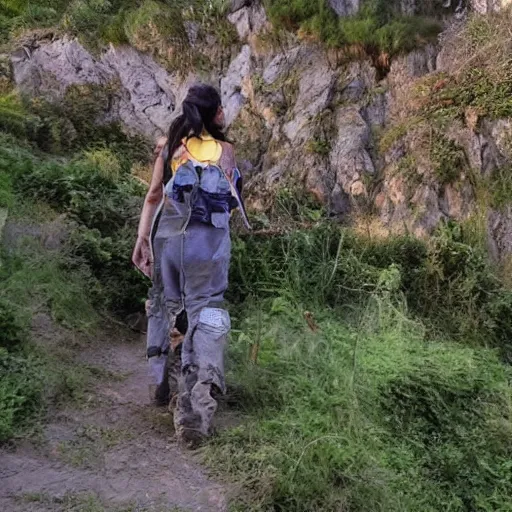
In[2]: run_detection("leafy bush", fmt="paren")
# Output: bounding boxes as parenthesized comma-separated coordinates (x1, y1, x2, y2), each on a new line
(12, 84, 150, 159)
(61, 0, 129, 49)
(124, 0, 187, 55)
(207, 298, 512, 511)
(0, 134, 148, 316)
(489, 167, 512, 210)
(0, 298, 26, 350)
(230, 223, 512, 358)
(0, 347, 45, 442)
(430, 132, 466, 184)
(1, 0, 235, 56)
(69, 225, 148, 313)
(82, 147, 122, 182)
(265, 0, 441, 75)
(416, 68, 512, 125)
(0, 92, 39, 138)
(0, 0, 63, 42)
(0, 167, 13, 208)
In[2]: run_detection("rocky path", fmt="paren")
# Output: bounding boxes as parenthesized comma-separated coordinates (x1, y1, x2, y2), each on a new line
(0, 321, 228, 512)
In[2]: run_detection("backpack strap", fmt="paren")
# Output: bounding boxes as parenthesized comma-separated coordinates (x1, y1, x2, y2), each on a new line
(218, 166, 251, 230)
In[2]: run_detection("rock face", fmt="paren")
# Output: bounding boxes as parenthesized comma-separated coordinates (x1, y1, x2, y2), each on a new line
(471, 0, 512, 13)
(328, 0, 360, 16)
(11, 37, 176, 138)
(282, 56, 336, 144)
(227, 2, 267, 40)
(220, 45, 252, 127)
(12, 38, 113, 97)
(102, 46, 175, 136)
(330, 107, 375, 203)
(7, 4, 512, 261)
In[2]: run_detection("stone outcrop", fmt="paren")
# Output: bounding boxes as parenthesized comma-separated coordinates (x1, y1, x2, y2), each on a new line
(328, 0, 360, 16)
(11, 37, 176, 138)
(220, 44, 252, 127)
(7, 2, 512, 260)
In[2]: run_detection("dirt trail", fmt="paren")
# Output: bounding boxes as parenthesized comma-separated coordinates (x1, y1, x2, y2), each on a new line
(0, 318, 229, 512)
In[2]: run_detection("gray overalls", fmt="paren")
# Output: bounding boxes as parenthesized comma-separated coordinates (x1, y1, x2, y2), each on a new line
(146, 146, 235, 442)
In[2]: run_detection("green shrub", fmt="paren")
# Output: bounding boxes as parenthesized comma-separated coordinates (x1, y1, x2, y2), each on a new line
(19, 82, 149, 160)
(124, 0, 188, 57)
(100, 8, 130, 45)
(1, 0, 235, 52)
(0, 1, 63, 42)
(430, 132, 466, 184)
(0, 298, 26, 350)
(69, 225, 147, 313)
(0, 135, 148, 316)
(265, 0, 441, 73)
(421, 69, 512, 124)
(0, 347, 45, 442)
(81, 147, 122, 182)
(0, 168, 13, 208)
(0, 92, 39, 138)
(489, 167, 512, 210)
(207, 298, 512, 511)
(307, 137, 331, 156)
(62, 0, 115, 36)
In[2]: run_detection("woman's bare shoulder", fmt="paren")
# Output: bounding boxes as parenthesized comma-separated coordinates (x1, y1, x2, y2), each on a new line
(219, 141, 236, 170)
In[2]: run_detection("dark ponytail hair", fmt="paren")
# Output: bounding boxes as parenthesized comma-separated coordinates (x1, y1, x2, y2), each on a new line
(164, 83, 226, 184)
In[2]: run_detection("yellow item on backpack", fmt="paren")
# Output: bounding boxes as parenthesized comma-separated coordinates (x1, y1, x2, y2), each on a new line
(171, 131, 223, 174)
(186, 132, 222, 163)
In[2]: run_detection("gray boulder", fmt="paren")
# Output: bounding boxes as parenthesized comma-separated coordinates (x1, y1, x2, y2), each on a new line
(328, 0, 360, 16)
(329, 107, 375, 198)
(228, 3, 267, 40)
(282, 54, 336, 143)
(11, 37, 113, 99)
(102, 45, 175, 136)
(220, 45, 251, 126)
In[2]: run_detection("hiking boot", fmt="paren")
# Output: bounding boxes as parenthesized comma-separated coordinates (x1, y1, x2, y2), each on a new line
(149, 378, 170, 407)
(149, 354, 171, 407)
(173, 366, 218, 449)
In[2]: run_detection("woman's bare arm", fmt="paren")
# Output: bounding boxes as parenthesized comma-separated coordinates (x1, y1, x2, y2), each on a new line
(137, 151, 165, 240)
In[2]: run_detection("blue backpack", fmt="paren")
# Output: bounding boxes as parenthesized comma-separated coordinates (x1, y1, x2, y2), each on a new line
(164, 159, 251, 233)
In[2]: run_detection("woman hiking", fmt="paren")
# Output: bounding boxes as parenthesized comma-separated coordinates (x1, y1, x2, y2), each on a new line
(132, 84, 247, 448)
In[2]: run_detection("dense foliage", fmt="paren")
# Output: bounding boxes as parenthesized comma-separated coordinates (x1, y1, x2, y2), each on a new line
(1, 4, 512, 511)
(0, 0, 235, 62)
(265, 0, 441, 75)
(207, 223, 512, 511)
(0, 89, 152, 440)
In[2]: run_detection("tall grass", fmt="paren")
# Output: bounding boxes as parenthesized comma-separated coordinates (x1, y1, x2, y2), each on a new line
(207, 293, 512, 511)
(1, 0, 234, 55)
(0, 134, 149, 315)
(0, 128, 146, 442)
(208, 223, 512, 510)
(229, 224, 512, 360)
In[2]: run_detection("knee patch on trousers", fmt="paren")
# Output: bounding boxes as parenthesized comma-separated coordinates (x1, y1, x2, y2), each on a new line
(198, 308, 230, 334)
(192, 308, 230, 394)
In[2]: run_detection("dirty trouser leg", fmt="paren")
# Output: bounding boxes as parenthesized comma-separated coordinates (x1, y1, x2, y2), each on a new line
(146, 236, 181, 405)
(162, 221, 231, 446)
(185, 305, 230, 439)
(146, 286, 170, 404)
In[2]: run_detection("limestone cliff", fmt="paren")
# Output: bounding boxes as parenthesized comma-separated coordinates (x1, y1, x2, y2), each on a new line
(5, 0, 512, 261)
